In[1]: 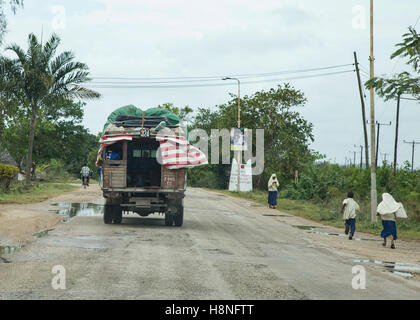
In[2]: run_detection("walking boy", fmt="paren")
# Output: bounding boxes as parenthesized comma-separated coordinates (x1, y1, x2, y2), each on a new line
(341, 191, 360, 240)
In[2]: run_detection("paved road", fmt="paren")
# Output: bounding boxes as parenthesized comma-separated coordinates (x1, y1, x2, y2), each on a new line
(1, 188, 420, 299)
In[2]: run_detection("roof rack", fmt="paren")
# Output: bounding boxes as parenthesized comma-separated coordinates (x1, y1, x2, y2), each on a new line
(113, 115, 179, 128)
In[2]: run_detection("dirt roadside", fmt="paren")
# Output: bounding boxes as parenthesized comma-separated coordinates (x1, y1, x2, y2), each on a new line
(0, 184, 102, 247)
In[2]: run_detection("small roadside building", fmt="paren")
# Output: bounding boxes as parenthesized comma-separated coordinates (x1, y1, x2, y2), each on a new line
(0, 149, 17, 167)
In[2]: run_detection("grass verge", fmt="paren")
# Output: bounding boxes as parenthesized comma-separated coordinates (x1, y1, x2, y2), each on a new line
(0, 182, 78, 204)
(205, 188, 420, 241)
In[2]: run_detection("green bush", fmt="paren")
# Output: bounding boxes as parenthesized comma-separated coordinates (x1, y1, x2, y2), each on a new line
(283, 162, 420, 223)
(0, 163, 19, 192)
(37, 159, 72, 182)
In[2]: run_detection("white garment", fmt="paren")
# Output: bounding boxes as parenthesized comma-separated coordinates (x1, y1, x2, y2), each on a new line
(381, 213, 396, 221)
(268, 174, 278, 191)
(342, 198, 360, 220)
(377, 193, 407, 218)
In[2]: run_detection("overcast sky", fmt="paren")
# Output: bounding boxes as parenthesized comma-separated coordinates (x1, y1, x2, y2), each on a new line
(2, 0, 420, 168)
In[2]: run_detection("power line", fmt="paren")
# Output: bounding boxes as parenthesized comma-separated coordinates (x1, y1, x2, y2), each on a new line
(85, 69, 354, 89)
(90, 63, 354, 82)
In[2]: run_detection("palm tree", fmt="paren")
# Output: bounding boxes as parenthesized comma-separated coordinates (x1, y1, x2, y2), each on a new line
(2, 33, 101, 184)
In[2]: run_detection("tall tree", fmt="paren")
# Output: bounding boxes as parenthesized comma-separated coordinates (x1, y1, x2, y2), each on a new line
(366, 26, 420, 173)
(2, 33, 101, 184)
(0, 55, 20, 146)
(391, 26, 420, 73)
(190, 84, 314, 189)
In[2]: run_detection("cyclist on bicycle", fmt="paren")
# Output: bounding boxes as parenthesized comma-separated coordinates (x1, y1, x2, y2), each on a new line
(80, 165, 93, 186)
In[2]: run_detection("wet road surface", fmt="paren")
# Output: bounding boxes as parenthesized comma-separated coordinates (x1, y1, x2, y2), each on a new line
(1, 188, 420, 299)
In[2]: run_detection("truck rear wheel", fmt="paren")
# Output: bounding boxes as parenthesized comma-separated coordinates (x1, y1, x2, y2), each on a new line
(174, 205, 184, 227)
(113, 206, 123, 224)
(164, 213, 174, 226)
(104, 205, 114, 224)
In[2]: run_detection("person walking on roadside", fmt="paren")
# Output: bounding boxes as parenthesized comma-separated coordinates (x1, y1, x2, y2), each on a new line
(376, 193, 407, 249)
(341, 191, 360, 240)
(268, 174, 279, 209)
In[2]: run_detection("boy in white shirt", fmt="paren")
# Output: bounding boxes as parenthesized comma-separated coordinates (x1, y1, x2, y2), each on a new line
(341, 191, 360, 240)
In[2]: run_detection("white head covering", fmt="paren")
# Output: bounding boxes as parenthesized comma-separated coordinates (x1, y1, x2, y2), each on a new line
(377, 193, 407, 218)
(268, 174, 277, 188)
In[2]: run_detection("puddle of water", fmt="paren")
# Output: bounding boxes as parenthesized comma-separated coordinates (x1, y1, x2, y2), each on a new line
(33, 229, 54, 238)
(392, 271, 414, 278)
(308, 231, 381, 242)
(293, 225, 324, 230)
(244, 202, 264, 207)
(0, 246, 17, 255)
(263, 214, 291, 217)
(50, 203, 104, 220)
(386, 265, 420, 272)
(351, 259, 420, 279)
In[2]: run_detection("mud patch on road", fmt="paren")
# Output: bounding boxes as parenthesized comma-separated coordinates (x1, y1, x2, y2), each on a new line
(49, 202, 104, 221)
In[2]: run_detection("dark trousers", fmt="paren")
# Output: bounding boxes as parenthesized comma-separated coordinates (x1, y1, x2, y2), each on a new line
(268, 191, 277, 206)
(345, 218, 356, 236)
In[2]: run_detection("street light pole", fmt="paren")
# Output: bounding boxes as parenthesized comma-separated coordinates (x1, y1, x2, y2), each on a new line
(222, 77, 241, 192)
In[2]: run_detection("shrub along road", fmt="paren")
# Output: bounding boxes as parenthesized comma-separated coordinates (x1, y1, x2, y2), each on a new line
(1, 187, 420, 299)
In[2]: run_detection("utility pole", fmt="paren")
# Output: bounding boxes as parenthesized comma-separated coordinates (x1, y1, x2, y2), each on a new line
(367, 121, 391, 167)
(376, 121, 391, 168)
(403, 140, 420, 172)
(369, 0, 377, 222)
(354, 51, 370, 167)
(393, 94, 401, 174)
(355, 144, 364, 169)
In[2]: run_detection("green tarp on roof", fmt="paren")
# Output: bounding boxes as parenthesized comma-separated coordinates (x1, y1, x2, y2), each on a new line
(102, 105, 181, 134)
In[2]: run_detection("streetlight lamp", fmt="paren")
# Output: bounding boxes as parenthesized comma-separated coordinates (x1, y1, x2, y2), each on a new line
(222, 76, 241, 192)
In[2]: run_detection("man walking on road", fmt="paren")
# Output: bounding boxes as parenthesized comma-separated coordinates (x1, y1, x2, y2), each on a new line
(80, 164, 93, 186)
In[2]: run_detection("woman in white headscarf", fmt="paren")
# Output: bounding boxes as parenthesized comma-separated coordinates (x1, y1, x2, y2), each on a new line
(268, 174, 279, 209)
(376, 193, 407, 249)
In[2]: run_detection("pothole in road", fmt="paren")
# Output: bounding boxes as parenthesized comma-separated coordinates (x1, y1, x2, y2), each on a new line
(49, 203, 104, 221)
(352, 259, 420, 279)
